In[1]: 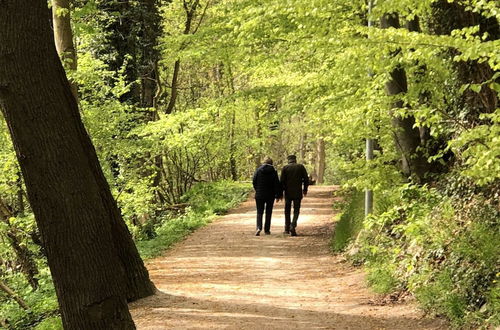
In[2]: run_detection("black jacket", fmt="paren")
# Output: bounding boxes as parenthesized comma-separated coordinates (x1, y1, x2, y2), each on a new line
(252, 164, 282, 200)
(280, 162, 308, 200)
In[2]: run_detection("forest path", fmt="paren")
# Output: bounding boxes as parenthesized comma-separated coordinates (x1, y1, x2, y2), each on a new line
(130, 186, 446, 329)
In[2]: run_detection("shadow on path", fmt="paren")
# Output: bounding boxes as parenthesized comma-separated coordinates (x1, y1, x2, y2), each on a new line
(130, 186, 447, 329)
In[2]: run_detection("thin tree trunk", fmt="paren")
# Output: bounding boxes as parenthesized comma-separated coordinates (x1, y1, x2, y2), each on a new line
(0, 280, 30, 310)
(52, 0, 78, 102)
(226, 61, 238, 180)
(229, 109, 238, 180)
(165, 0, 201, 114)
(299, 134, 307, 164)
(165, 60, 181, 114)
(0, 2, 145, 327)
(316, 138, 325, 184)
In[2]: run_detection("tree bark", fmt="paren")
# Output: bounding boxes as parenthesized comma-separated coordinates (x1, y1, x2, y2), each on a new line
(299, 134, 307, 164)
(55, 0, 157, 300)
(315, 138, 325, 184)
(52, 0, 78, 102)
(0, 1, 151, 327)
(226, 61, 238, 181)
(381, 14, 429, 182)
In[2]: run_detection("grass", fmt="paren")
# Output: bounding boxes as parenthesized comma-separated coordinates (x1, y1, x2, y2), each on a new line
(330, 190, 364, 253)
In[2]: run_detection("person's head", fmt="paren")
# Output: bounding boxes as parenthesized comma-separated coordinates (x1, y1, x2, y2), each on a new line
(287, 155, 297, 163)
(264, 157, 273, 165)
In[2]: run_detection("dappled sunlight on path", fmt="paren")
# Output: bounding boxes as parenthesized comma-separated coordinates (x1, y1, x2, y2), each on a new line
(130, 186, 446, 329)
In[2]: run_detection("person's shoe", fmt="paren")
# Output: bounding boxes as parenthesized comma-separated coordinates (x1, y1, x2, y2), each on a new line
(283, 230, 290, 235)
(255, 229, 261, 236)
(290, 228, 297, 236)
(265, 231, 271, 235)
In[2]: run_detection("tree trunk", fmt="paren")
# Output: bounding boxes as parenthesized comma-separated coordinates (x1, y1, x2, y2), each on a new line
(0, 1, 150, 327)
(315, 138, 325, 184)
(299, 134, 307, 164)
(165, 60, 181, 114)
(52, 0, 78, 102)
(229, 108, 238, 180)
(165, 0, 201, 114)
(381, 14, 429, 182)
(226, 61, 238, 181)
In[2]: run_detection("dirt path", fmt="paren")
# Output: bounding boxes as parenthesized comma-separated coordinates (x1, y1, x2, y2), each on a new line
(130, 186, 446, 329)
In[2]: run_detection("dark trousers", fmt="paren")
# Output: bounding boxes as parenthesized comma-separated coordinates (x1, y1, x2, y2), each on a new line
(255, 198, 274, 232)
(284, 198, 302, 231)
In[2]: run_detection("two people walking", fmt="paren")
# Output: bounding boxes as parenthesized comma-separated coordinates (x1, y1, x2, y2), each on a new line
(252, 155, 308, 236)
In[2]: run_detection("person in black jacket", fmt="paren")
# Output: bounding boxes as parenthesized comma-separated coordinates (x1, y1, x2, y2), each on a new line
(280, 155, 308, 236)
(252, 157, 282, 236)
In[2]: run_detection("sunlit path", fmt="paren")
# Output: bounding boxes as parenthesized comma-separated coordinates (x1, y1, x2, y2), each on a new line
(130, 186, 446, 329)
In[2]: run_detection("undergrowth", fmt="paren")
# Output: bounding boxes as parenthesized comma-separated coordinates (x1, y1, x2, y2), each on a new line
(332, 184, 500, 328)
(330, 190, 364, 252)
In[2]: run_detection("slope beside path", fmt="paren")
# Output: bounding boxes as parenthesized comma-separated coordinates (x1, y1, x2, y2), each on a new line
(130, 186, 446, 329)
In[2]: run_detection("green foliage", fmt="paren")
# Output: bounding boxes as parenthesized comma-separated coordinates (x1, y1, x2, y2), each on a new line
(181, 180, 251, 214)
(0, 0, 498, 327)
(348, 184, 500, 328)
(330, 190, 365, 252)
(0, 271, 59, 330)
(34, 316, 63, 330)
(450, 108, 500, 185)
(366, 260, 399, 294)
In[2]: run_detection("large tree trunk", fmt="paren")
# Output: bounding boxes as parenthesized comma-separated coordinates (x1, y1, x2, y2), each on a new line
(381, 14, 429, 182)
(52, 0, 78, 102)
(0, 1, 152, 327)
(53, 0, 157, 301)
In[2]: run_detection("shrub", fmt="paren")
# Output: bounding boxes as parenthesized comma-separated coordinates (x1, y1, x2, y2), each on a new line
(337, 183, 500, 328)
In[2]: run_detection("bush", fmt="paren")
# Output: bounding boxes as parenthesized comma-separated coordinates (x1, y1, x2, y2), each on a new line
(337, 184, 500, 328)
(181, 180, 251, 214)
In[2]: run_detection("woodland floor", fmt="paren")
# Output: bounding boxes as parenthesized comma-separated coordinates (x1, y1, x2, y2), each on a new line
(129, 186, 447, 329)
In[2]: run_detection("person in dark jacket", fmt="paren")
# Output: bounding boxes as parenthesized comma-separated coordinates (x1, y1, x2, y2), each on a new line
(280, 155, 308, 236)
(252, 157, 282, 236)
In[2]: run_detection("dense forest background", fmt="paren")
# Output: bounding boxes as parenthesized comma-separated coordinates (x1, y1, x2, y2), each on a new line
(0, 0, 498, 328)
